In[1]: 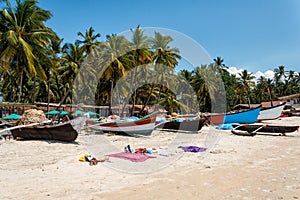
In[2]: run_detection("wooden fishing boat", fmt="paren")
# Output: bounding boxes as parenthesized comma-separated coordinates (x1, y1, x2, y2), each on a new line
(257, 102, 286, 121)
(224, 106, 261, 124)
(155, 118, 207, 132)
(87, 112, 157, 136)
(231, 124, 299, 136)
(208, 106, 261, 125)
(11, 122, 78, 142)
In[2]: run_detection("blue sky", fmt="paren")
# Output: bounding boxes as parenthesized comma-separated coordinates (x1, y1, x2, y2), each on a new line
(36, 0, 300, 75)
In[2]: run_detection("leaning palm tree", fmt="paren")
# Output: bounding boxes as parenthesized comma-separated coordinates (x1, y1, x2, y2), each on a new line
(0, 0, 57, 102)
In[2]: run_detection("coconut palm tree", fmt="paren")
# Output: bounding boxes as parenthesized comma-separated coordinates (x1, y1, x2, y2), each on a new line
(100, 34, 132, 114)
(76, 26, 101, 55)
(236, 69, 256, 104)
(128, 25, 152, 115)
(139, 32, 181, 114)
(59, 42, 86, 103)
(213, 57, 228, 70)
(0, 0, 57, 102)
(274, 65, 286, 85)
(190, 64, 220, 112)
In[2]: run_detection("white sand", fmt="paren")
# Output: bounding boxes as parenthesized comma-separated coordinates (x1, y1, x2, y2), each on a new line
(0, 117, 299, 199)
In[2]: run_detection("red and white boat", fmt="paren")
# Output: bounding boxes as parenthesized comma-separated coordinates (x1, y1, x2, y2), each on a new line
(87, 112, 157, 136)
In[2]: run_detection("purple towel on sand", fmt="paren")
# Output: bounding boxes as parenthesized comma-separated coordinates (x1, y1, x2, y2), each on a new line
(108, 152, 156, 162)
(179, 146, 207, 152)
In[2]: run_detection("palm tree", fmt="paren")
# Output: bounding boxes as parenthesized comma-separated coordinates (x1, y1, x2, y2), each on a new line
(76, 26, 101, 55)
(274, 65, 286, 86)
(0, 0, 57, 102)
(255, 76, 271, 103)
(128, 25, 152, 115)
(213, 57, 228, 69)
(139, 32, 181, 114)
(100, 34, 132, 114)
(59, 42, 86, 103)
(236, 69, 256, 104)
(190, 64, 220, 112)
(287, 70, 295, 81)
(179, 69, 193, 82)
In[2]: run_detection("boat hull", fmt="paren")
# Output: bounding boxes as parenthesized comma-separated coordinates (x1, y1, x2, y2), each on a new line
(257, 103, 285, 121)
(224, 106, 261, 124)
(155, 118, 206, 132)
(232, 124, 299, 135)
(87, 112, 157, 136)
(11, 122, 78, 142)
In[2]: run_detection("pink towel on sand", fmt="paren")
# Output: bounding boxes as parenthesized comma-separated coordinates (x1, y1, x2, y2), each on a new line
(108, 152, 156, 162)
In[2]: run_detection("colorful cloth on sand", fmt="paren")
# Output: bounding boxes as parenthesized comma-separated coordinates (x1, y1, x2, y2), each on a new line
(107, 152, 156, 162)
(216, 124, 233, 130)
(178, 146, 207, 153)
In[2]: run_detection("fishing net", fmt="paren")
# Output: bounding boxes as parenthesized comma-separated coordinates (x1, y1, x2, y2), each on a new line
(17, 109, 48, 125)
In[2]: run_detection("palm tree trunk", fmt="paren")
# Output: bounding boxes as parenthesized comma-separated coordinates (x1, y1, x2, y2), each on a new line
(109, 79, 113, 115)
(130, 67, 138, 116)
(18, 69, 24, 103)
(32, 74, 36, 103)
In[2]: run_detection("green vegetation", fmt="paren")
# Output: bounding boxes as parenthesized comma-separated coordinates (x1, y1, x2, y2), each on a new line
(0, 0, 299, 115)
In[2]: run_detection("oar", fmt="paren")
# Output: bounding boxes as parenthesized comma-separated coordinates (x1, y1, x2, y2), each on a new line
(253, 124, 268, 133)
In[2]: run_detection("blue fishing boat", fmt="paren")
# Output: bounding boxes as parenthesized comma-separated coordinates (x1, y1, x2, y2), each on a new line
(224, 106, 261, 124)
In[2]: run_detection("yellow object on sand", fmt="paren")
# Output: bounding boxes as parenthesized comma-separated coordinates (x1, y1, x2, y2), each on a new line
(79, 153, 89, 162)
(171, 112, 179, 118)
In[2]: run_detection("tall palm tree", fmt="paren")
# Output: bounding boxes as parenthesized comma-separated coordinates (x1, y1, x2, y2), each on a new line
(139, 32, 181, 114)
(0, 0, 57, 102)
(150, 31, 181, 70)
(287, 70, 295, 81)
(236, 69, 256, 104)
(76, 26, 101, 55)
(213, 57, 228, 69)
(190, 64, 220, 112)
(129, 25, 152, 115)
(59, 42, 86, 103)
(100, 34, 132, 114)
(179, 69, 193, 82)
(274, 65, 286, 86)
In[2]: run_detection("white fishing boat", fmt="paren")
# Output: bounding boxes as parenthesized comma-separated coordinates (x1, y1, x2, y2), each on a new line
(257, 102, 286, 121)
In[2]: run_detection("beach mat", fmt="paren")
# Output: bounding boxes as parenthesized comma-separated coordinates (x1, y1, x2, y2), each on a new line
(107, 152, 156, 162)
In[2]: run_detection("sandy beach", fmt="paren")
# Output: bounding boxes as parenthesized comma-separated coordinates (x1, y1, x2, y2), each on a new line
(0, 117, 299, 200)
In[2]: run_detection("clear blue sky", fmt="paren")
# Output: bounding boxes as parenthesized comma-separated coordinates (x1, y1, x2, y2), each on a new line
(37, 0, 300, 73)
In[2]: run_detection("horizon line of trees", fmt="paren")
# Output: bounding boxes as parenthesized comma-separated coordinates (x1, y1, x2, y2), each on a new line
(0, 0, 299, 115)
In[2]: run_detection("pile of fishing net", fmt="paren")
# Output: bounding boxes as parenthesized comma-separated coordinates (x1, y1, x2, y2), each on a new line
(17, 109, 48, 125)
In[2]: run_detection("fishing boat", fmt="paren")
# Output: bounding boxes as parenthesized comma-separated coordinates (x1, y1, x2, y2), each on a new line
(208, 106, 261, 125)
(257, 102, 286, 121)
(10, 122, 78, 142)
(155, 117, 207, 132)
(231, 124, 299, 136)
(224, 106, 261, 124)
(87, 112, 157, 136)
